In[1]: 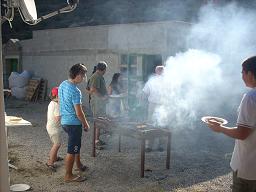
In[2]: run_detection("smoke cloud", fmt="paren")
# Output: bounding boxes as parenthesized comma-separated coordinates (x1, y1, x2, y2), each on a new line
(149, 2, 256, 129)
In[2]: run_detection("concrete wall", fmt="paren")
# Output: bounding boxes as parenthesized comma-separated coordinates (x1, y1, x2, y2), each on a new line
(20, 21, 192, 103)
(21, 50, 119, 105)
(21, 21, 191, 54)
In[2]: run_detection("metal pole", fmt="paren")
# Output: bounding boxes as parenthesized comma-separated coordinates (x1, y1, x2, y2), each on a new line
(92, 121, 96, 157)
(118, 134, 121, 152)
(140, 137, 145, 178)
(0, 1, 11, 191)
(166, 132, 171, 169)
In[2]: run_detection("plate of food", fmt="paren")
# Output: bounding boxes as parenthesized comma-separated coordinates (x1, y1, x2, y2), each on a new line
(201, 116, 228, 125)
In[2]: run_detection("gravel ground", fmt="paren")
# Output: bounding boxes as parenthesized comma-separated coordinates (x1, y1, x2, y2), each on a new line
(6, 98, 234, 192)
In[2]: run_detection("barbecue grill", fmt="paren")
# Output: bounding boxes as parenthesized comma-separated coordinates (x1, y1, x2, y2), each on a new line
(92, 117, 172, 177)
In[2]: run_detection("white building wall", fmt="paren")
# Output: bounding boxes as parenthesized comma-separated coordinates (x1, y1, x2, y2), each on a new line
(22, 51, 118, 104)
(21, 21, 191, 54)
(21, 27, 109, 52)
(20, 21, 192, 104)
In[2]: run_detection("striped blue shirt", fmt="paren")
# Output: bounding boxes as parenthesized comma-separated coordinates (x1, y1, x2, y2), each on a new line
(59, 80, 82, 125)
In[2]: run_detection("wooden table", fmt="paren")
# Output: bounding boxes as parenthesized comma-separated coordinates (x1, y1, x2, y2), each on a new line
(92, 117, 172, 177)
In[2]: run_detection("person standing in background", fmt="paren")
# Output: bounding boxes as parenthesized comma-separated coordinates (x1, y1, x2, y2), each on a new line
(107, 73, 125, 117)
(88, 61, 108, 149)
(46, 87, 63, 172)
(108, 73, 122, 95)
(142, 65, 165, 152)
(59, 63, 90, 182)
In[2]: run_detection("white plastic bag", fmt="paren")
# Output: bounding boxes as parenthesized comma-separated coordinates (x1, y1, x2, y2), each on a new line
(8, 71, 32, 88)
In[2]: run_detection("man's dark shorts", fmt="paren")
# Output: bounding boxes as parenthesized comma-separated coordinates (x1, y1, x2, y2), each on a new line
(232, 171, 256, 192)
(62, 125, 82, 154)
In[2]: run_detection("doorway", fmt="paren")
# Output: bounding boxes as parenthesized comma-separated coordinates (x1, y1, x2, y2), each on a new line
(4, 58, 19, 88)
(142, 54, 162, 82)
(119, 54, 162, 120)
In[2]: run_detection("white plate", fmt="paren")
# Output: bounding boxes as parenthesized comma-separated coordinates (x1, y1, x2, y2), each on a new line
(201, 116, 228, 125)
(10, 184, 30, 191)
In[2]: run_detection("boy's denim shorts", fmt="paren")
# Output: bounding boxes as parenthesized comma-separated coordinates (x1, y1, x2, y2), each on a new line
(62, 125, 82, 154)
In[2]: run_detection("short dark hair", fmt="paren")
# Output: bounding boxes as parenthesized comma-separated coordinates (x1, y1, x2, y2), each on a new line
(69, 63, 87, 79)
(242, 56, 256, 79)
(96, 61, 107, 71)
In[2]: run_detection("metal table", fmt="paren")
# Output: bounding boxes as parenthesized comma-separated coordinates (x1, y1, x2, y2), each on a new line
(92, 117, 171, 177)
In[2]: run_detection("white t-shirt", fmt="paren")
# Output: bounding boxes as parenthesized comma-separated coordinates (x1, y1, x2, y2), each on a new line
(142, 75, 163, 104)
(230, 88, 256, 180)
(46, 101, 61, 135)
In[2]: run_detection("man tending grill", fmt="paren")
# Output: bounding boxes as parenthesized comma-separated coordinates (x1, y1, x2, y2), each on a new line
(142, 65, 165, 152)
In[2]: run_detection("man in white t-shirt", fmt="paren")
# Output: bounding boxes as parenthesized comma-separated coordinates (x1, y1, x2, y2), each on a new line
(207, 56, 256, 192)
(142, 65, 165, 152)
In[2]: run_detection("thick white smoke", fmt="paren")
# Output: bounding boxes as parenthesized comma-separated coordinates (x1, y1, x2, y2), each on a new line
(149, 2, 256, 129)
(152, 49, 222, 128)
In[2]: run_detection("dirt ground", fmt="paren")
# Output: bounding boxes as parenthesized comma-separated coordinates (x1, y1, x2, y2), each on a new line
(5, 98, 235, 192)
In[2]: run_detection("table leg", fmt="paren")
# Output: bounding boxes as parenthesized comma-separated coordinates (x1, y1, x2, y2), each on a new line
(141, 137, 145, 177)
(118, 134, 121, 152)
(166, 132, 171, 169)
(92, 121, 96, 157)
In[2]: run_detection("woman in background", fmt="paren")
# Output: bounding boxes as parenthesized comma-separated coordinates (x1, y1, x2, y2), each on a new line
(107, 73, 125, 117)
(108, 73, 122, 95)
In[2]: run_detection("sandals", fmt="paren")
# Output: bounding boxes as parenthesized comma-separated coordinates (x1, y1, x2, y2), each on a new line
(46, 163, 57, 172)
(45, 156, 63, 172)
(75, 165, 89, 172)
(65, 175, 86, 183)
